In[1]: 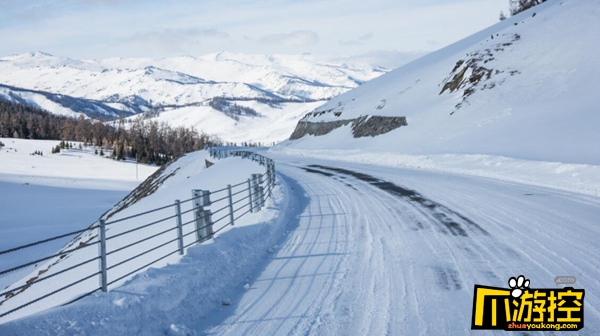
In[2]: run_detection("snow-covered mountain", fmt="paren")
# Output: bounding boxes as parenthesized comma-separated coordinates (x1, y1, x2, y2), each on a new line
(0, 52, 386, 142)
(282, 0, 600, 165)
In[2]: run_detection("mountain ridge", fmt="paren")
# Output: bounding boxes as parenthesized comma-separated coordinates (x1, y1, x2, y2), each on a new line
(0, 51, 387, 142)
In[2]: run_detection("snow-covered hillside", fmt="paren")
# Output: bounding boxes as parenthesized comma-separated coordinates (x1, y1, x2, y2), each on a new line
(134, 100, 325, 144)
(0, 52, 386, 142)
(282, 0, 600, 165)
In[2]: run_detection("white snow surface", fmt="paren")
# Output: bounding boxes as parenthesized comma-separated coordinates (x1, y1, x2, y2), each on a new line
(283, 0, 600, 165)
(0, 138, 157, 187)
(1, 152, 598, 335)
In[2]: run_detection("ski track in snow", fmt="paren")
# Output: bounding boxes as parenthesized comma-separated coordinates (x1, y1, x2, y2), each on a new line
(199, 154, 600, 336)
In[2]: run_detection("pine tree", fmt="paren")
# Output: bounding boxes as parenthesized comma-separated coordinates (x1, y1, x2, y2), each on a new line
(100, 148, 104, 156)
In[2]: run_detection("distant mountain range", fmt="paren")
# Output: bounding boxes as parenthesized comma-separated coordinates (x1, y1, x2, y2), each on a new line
(0, 52, 387, 142)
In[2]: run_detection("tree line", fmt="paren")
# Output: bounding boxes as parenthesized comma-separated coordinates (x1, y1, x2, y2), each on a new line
(0, 100, 222, 165)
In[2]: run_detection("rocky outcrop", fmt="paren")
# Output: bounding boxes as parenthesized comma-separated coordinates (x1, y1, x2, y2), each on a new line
(351, 116, 408, 138)
(290, 115, 407, 140)
(439, 33, 522, 114)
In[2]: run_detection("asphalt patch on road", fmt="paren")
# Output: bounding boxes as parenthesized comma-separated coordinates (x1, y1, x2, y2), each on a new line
(300, 167, 335, 177)
(305, 165, 489, 237)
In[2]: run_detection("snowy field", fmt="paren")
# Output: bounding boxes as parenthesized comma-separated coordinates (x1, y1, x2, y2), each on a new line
(0, 138, 158, 288)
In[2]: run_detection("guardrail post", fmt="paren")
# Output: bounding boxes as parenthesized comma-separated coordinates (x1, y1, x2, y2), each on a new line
(258, 180, 265, 210)
(270, 162, 275, 187)
(98, 219, 108, 292)
(247, 178, 254, 213)
(267, 162, 274, 198)
(228, 184, 235, 225)
(251, 174, 261, 212)
(175, 199, 184, 255)
(193, 190, 213, 243)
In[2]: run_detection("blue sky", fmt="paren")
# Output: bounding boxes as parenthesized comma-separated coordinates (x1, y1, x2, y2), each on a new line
(0, 0, 508, 67)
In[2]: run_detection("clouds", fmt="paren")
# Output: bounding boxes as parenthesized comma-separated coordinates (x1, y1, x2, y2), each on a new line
(258, 30, 319, 47)
(118, 29, 231, 55)
(332, 50, 425, 69)
(340, 33, 374, 46)
(0, 0, 509, 67)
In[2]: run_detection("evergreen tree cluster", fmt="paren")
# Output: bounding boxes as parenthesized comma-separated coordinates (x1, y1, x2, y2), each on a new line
(0, 100, 222, 165)
(0, 100, 65, 139)
(209, 97, 260, 121)
(30, 150, 43, 156)
(51, 140, 74, 154)
(0, 140, 4, 148)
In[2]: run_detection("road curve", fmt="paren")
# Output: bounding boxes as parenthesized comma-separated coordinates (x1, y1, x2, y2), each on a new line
(199, 156, 600, 335)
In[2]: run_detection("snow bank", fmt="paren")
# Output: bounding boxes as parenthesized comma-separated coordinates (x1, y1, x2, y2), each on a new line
(271, 147, 600, 197)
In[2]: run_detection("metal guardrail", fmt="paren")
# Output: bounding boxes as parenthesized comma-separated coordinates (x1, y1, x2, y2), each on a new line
(0, 149, 275, 321)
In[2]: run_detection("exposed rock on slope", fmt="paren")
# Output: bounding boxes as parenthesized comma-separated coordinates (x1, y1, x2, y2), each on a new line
(290, 115, 407, 140)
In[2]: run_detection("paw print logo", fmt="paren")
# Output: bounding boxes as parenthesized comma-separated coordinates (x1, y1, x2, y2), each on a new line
(508, 275, 530, 298)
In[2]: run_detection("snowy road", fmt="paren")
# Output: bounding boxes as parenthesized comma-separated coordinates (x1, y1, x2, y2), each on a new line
(199, 155, 600, 335)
